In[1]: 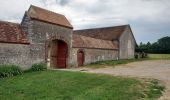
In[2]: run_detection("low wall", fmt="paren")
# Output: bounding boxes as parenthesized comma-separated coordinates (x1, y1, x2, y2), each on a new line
(0, 43, 31, 69)
(0, 43, 45, 70)
(70, 48, 119, 67)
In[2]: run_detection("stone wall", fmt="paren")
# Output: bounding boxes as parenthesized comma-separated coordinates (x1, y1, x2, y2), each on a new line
(21, 15, 73, 68)
(0, 43, 31, 69)
(119, 26, 135, 59)
(0, 18, 72, 69)
(70, 48, 119, 67)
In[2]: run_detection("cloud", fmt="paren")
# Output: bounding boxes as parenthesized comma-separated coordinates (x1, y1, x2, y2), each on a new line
(56, 0, 70, 6)
(0, 0, 43, 22)
(0, 0, 169, 43)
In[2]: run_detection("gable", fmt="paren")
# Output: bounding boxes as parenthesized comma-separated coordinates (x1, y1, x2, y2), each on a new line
(119, 25, 137, 46)
(27, 5, 73, 29)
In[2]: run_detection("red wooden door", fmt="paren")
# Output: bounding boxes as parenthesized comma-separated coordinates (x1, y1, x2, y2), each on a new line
(77, 51, 84, 66)
(57, 40, 67, 68)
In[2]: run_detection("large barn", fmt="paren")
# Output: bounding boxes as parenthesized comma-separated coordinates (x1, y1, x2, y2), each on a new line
(0, 5, 136, 69)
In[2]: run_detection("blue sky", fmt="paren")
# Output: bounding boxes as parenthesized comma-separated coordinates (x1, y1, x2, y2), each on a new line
(0, 0, 169, 44)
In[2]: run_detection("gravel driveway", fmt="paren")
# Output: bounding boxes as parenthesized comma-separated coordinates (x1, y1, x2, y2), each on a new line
(61, 60, 170, 100)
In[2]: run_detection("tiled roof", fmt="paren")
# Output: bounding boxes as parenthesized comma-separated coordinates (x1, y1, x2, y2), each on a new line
(0, 21, 29, 44)
(72, 34, 118, 50)
(27, 5, 73, 29)
(73, 25, 128, 40)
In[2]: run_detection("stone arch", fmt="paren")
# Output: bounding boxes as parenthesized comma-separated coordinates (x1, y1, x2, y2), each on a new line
(47, 39, 68, 68)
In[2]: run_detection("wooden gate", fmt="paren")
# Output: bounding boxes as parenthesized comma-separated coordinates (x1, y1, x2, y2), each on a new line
(77, 50, 84, 66)
(57, 40, 67, 68)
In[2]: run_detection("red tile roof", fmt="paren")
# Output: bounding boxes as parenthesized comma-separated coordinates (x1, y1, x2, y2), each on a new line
(0, 21, 29, 44)
(72, 34, 118, 50)
(27, 5, 73, 29)
(73, 25, 128, 40)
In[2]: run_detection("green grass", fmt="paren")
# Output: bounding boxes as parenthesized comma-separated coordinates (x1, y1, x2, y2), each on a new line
(84, 54, 170, 69)
(0, 71, 164, 100)
(148, 54, 170, 59)
(84, 58, 149, 68)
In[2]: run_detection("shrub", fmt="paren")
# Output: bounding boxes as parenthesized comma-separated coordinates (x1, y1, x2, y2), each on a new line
(0, 65, 23, 78)
(31, 63, 47, 71)
(135, 54, 139, 59)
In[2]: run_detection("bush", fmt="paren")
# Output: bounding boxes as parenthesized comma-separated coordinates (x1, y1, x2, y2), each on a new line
(135, 53, 139, 59)
(0, 65, 23, 78)
(31, 63, 47, 71)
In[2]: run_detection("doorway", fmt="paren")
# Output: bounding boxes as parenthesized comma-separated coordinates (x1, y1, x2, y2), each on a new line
(77, 50, 84, 66)
(50, 40, 68, 68)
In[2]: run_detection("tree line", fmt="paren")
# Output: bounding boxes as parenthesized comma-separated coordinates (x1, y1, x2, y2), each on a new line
(136, 36, 170, 54)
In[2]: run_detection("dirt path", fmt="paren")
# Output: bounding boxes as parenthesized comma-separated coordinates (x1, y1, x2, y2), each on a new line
(61, 60, 170, 100)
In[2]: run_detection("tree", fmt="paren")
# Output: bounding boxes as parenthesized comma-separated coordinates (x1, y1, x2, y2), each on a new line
(136, 36, 170, 54)
(146, 42, 152, 53)
(157, 36, 170, 54)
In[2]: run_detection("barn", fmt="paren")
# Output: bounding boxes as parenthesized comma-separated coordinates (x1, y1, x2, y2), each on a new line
(0, 5, 136, 69)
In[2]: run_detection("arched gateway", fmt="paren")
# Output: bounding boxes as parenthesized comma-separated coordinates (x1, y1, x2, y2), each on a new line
(49, 40, 68, 68)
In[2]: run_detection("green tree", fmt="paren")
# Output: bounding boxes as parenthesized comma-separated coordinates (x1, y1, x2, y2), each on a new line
(157, 36, 170, 53)
(136, 36, 170, 54)
(146, 42, 152, 53)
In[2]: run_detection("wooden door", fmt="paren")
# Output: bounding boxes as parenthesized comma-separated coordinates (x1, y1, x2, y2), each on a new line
(57, 40, 67, 68)
(77, 51, 84, 66)
(50, 40, 58, 68)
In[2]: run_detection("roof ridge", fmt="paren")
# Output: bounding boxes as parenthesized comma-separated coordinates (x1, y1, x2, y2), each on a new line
(0, 20, 20, 25)
(29, 5, 65, 17)
(74, 24, 129, 31)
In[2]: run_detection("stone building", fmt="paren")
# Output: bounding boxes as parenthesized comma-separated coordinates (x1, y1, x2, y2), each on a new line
(0, 5, 136, 69)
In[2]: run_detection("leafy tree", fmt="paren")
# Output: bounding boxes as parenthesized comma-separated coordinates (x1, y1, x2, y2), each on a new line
(157, 36, 170, 54)
(146, 42, 152, 53)
(136, 36, 170, 54)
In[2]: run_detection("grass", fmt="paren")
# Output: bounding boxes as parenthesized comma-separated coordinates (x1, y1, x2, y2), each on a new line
(148, 54, 170, 59)
(84, 58, 149, 68)
(84, 54, 170, 69)
(0, 70, 164, 100)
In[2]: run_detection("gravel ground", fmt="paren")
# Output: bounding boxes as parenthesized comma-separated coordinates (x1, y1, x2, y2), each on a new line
(61, 60, 170, 100)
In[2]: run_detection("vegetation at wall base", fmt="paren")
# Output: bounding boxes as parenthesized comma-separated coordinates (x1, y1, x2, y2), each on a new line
(30, 63, 47, 71)
(84, 58, 149, 68)
(0, 65, 23, 78)
(0, 70, 164, 100)
(0, 63, 47, 78)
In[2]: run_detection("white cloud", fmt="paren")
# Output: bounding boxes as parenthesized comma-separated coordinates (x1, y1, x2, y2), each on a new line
(0, 0, 169, 43)
(0, 0, 43, 22)
(1, 0, 169, 26)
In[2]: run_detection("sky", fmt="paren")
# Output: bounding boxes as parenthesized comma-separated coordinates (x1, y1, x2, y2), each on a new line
(0, 0, 170, 44)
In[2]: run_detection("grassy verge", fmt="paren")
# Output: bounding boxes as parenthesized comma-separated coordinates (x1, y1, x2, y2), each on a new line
(84, 54, 170, 69)
(84, 58, 150, 69)
(148, 54, 170, 59)
(0, 71, 164, 100)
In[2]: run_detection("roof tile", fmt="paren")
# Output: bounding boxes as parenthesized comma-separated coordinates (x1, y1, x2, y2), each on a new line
(27, 5, 73, 29)
(74, 25, 128, 40)
(0, 21, 29, 44)
(72, 34, 118, 49)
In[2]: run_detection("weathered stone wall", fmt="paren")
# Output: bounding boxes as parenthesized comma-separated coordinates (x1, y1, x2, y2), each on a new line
(70, 48, 119, 67)
(119, 26, 135, 59)
(30, 20, 73, 68)
(0, 43, 31, 69)
(0, 14, 73, 69)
